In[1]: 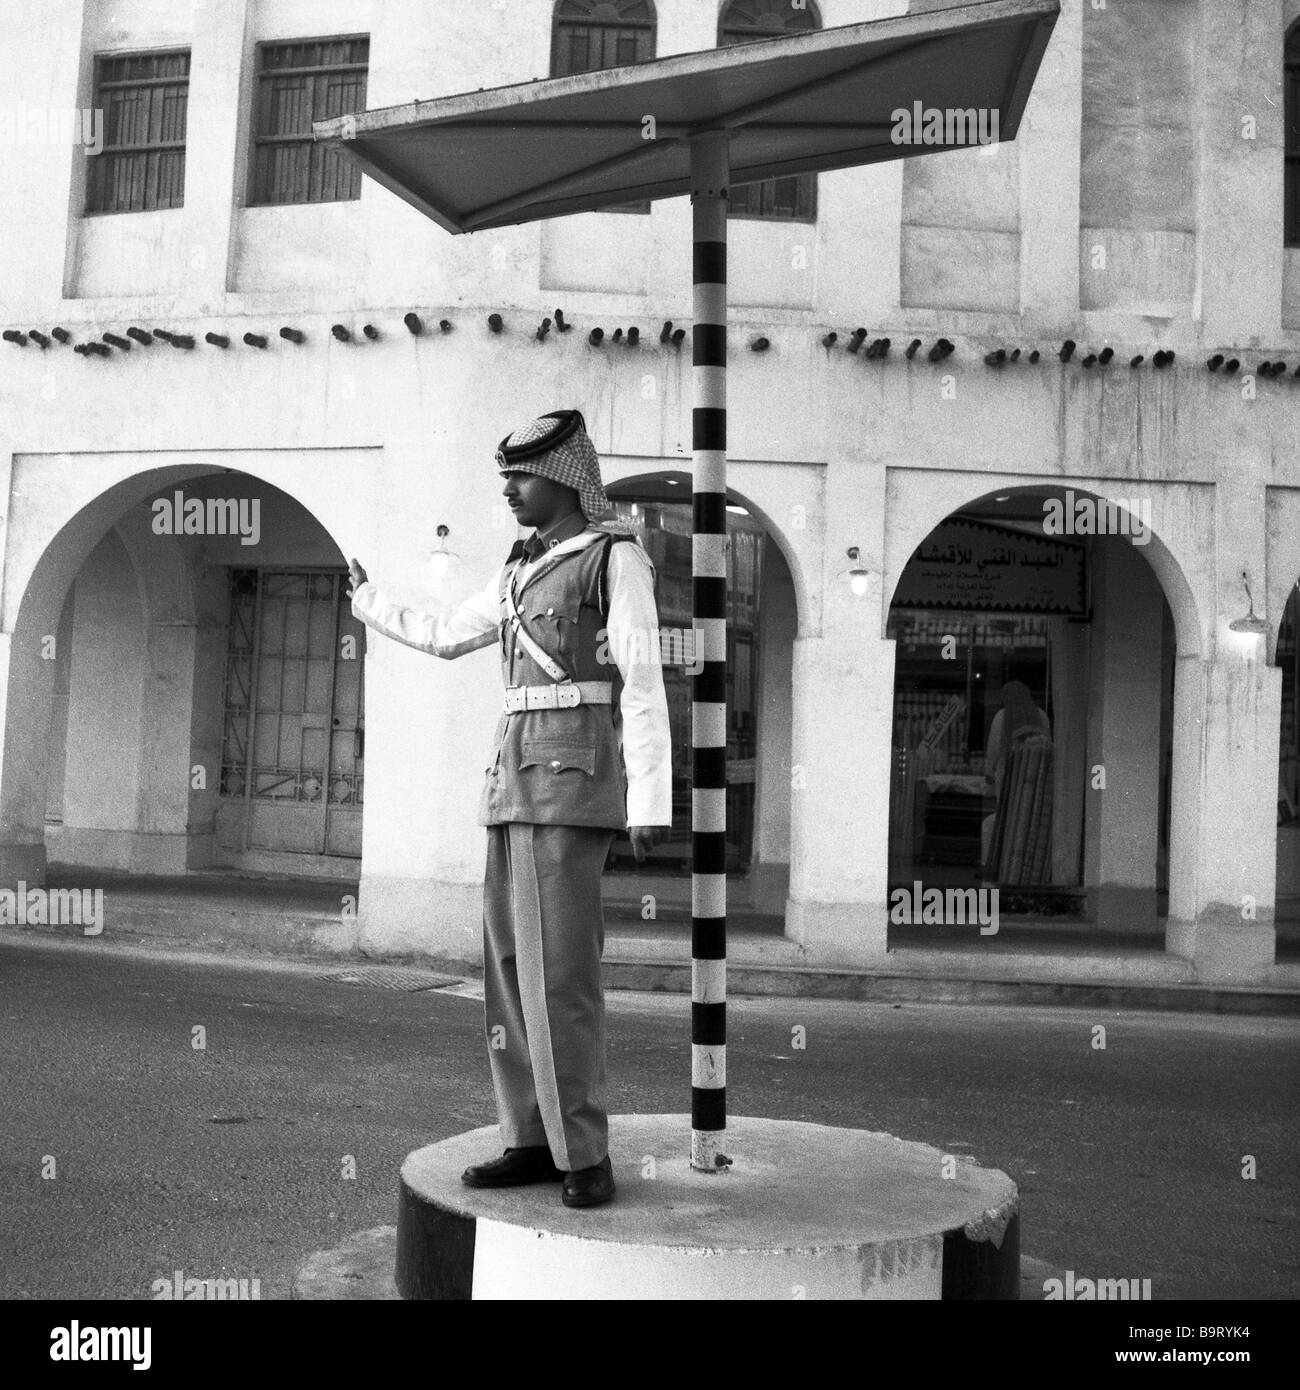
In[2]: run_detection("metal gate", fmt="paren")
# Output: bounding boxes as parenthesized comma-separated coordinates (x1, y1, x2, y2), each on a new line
(218, 568, 363, 860)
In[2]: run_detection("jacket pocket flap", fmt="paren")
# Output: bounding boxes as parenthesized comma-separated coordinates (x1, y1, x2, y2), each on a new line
(520, 740, 597, 776)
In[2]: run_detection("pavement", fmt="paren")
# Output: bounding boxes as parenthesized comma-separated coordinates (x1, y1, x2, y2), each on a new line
(1, 929, 1297, 1301)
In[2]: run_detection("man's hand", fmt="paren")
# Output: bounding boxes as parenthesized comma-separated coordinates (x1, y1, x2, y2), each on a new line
(347, 559, 368, 597)
(629, 826, 668, 863)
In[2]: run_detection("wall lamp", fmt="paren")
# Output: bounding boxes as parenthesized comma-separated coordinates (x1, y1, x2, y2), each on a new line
(844, 546, 871, 598)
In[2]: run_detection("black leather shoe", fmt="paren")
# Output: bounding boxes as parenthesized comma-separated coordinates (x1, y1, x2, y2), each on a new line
(461, 1146, 564, 1188)
(562, 1155, 615, 1208)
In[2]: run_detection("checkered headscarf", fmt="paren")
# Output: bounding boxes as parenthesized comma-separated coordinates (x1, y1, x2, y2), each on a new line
(496, 409, 612, 521)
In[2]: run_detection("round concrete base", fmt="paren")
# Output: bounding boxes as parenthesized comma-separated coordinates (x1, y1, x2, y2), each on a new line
(397, 1114, 1019, 1300)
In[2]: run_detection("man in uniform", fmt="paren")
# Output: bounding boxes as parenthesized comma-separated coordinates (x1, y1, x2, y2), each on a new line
(348, 409, 671, 1208)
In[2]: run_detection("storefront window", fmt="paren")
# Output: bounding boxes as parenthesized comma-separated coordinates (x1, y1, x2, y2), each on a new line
(607, 498, 764, 874)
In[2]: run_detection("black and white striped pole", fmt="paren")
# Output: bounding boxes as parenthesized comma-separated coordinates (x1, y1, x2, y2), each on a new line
(689, 131, 729, 1171)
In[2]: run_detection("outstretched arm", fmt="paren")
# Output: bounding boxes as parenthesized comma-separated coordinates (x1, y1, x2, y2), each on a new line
(348, 557, 499, 659)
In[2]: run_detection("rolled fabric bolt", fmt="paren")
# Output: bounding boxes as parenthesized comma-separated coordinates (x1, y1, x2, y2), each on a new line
(1257, 361, 1271, 376)
(51, 327, 71, 343)
(554, 309, 570, 332)
(823, 332, 838, 348)
(126, 327, 152, 345)
(535, 319, 551, 341)
(279, 327, 305, 344)
(1294, 364, 1300, 378)
(984, 349, 1006, 366)
(3, 329, 28, 345)
(403, 312, 423, 335)
(847, 328, 867, 354)
(1223, 358, 1240, 374)
(1028, 350, 1040, 363)
(28, 330, 50, 348)
(906, 338, 921, 358)
(487, 314, 503, 333)
(1162, 350, 1176, 365)
(243, 332, 268, 349)
(171, 335, 195, 349)
(1081, 354, 1097, 368)
(927, 341, 945, 362)
(102, 332, 130, 350)
(588, 327, 604, 345)
(1009, 348, 1021, 362)
(1059, 339, 1076, 362)
(1273, 361, 1288, 376)
(1130, 355, 1144, 368)
(1098, 346, 1114, 364)
(612, 328, 623, 342)
(875, 337, 891, 358)
(332, 325, 352, 342)
(363, 324, 379, 341)
(627, 326, 640, 346)
(671, 328, 686, 347)
(438, 319, 453, 333)
(205, 332, 229, 348)
(72, 342, 87, 355)
(152, 329, 174, 343)
(1206, 354, 1223, 371)
(937, 338, 955, 357)
(1151, 351, 1166, 367)
(661, 321, 674, 344)
(750, 336, 770, 352)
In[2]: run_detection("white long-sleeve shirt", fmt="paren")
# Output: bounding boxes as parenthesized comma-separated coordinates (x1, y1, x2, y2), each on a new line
(352, 529, 673, 827)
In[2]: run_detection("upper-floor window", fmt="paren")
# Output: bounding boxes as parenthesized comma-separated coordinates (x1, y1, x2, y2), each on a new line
(1287, 22, 1300, 246)
(719, 0, 819, 222)
(552, 1, 657, 213)
(87, 50, 190, 214)
(249, 37, 369, 206)
(552, 0, 656, 75)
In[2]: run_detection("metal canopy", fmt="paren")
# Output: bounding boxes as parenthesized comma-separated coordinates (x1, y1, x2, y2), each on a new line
(313, 0, 1058, 234)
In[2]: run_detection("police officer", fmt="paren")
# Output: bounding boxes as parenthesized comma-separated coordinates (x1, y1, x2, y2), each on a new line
(348, 410, 671, 1208)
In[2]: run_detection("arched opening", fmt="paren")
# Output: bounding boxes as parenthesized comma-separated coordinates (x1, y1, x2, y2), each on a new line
(5, 467, 361, 885)
(603, 472, 796, 912)
(885, 486, 1181, 941)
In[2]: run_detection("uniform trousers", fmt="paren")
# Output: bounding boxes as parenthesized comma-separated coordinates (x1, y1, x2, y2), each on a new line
(482, 821, 616, 1172)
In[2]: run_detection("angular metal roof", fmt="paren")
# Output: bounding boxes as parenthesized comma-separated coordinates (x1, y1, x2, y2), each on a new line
(314, 0, 1058, 234)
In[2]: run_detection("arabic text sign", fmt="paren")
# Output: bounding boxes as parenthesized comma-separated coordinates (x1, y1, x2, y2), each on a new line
(895, 518, 1086, 615)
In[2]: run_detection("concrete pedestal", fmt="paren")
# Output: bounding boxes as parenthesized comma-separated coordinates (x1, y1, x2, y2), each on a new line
(396, 1114, 1019, 1300)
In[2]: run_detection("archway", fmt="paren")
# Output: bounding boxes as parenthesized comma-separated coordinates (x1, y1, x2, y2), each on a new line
(884, 484, 1189, 942)
(1276, 580, 1300, 955)
(1, 466, 360, 887)
(604, 471, 797, 913)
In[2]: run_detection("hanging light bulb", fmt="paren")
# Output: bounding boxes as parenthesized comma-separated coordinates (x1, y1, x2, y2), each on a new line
(429, 524, 459, 578)
(843, 546, 870, 597)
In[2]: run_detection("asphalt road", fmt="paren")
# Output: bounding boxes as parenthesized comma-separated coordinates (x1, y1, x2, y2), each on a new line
(1, 931, 1296, 1301)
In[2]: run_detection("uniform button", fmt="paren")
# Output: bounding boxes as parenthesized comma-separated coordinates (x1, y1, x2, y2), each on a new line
(546, 607, 555, 616)
(549, 760, 562, 772)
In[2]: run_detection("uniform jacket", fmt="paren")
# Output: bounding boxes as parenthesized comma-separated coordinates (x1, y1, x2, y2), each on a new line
(351, 522, 672, 831)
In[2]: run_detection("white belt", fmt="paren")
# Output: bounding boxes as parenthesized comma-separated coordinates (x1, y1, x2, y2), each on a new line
(504, 682, 614, 713)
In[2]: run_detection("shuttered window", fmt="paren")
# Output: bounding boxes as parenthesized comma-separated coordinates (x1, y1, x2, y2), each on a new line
(552, 1, 656, 214)
(1287, 24, 1300, 246)
(719, 0, 819, 222)
(87, 50, 190, 214)
(249, 37, 369, 206)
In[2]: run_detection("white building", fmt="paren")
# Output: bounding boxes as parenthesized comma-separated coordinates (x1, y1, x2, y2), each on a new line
(1, 0, 1298, 985)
